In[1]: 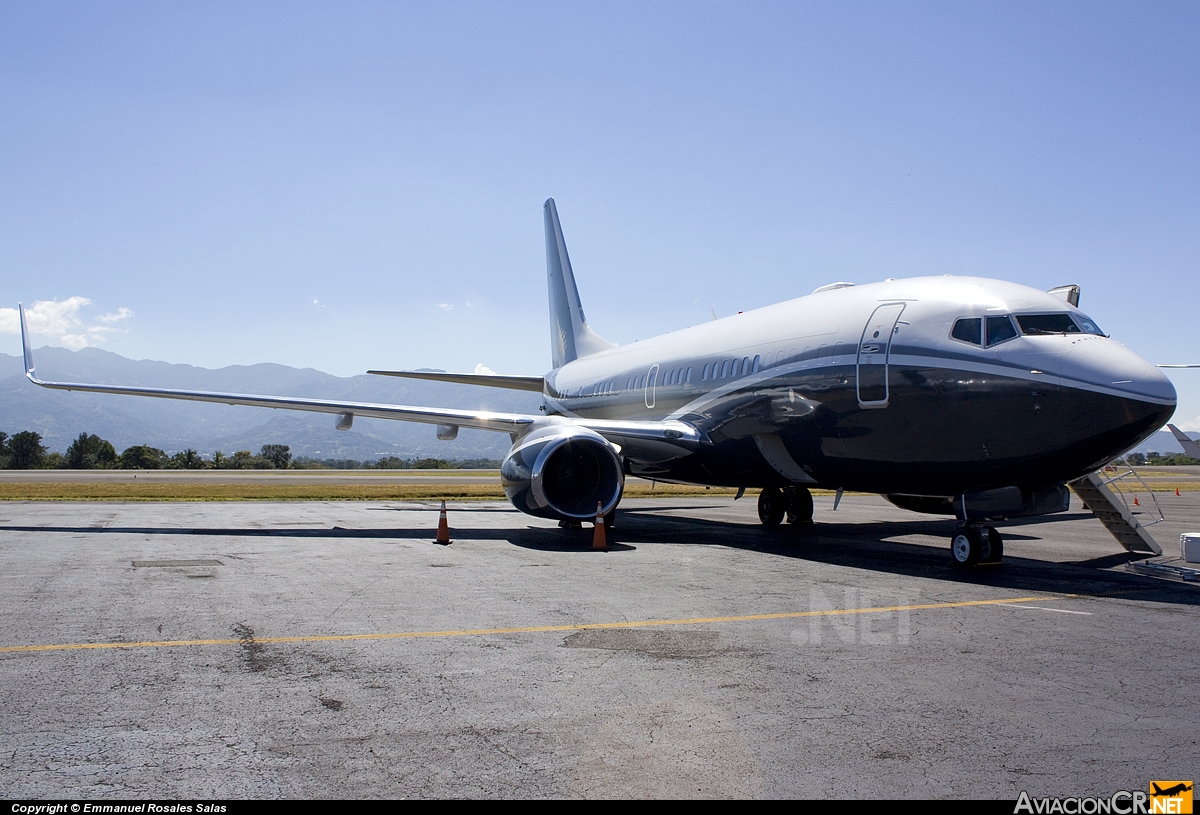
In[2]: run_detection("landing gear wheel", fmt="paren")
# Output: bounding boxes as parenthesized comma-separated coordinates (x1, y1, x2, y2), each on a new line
(758, 488, 785, 526)
(979, 526, 1003, 564)
(951, 526, 983, 567)
(784, 486, 814, 524)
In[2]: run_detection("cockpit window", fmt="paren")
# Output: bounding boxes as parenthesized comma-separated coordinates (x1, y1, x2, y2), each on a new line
(986, 315, 1018, 346)
(1017, 313, 1082, 335)
(1073, 314, 1105, 335)
(951, 318, 982, 346)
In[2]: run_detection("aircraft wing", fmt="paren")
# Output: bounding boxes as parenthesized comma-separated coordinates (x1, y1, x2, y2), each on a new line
(1166, 424, 1200, 459)
(17, 305, 701, 447)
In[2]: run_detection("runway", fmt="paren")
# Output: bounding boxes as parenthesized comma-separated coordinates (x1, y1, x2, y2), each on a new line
(0, 493, 1197, 798)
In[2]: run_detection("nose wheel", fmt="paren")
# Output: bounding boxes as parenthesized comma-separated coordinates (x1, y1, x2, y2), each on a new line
(950, 524, 1004, 566)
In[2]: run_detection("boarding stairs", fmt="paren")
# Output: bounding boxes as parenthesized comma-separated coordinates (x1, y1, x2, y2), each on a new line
(1068, 466, 1163, 555)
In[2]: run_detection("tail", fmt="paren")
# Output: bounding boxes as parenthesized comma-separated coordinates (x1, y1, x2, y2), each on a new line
(1167, 424, 1200, 459)
(544, 198, 615, 369)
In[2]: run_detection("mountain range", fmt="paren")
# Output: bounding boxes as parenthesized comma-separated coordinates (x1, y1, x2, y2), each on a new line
(1, 347, 540, 460)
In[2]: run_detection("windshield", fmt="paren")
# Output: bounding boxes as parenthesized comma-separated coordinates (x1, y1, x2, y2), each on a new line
(1073, 314, 1105, 335)
(1017, 313, 1082, 335)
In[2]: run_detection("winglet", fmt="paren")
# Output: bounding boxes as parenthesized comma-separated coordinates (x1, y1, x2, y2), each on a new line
(1167, 424, 1200, 459)
(18, 304, 39, 383)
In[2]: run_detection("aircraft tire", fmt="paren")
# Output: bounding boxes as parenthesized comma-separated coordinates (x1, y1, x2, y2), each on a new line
(758, 488, 786, 526)
(980, 527, 1003, 564)
(785, 486, 815, 524)
(951, 527, 982, 567)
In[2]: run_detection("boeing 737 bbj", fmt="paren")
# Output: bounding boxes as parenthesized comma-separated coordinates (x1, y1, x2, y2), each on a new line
(18, 199, 1177, 565)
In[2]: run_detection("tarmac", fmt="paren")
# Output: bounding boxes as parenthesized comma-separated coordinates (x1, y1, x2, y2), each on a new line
(0, 491, 1197, 799)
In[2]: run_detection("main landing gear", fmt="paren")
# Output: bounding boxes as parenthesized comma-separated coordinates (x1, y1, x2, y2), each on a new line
(758, 487, 814, 527)
(950, 524, 1004, 567)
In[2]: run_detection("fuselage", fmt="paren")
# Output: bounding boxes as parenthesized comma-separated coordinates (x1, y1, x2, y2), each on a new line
(542, 276, 1175, 496)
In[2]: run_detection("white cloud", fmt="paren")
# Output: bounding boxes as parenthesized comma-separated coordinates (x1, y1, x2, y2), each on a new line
(97, 307, 134, 324)
(0, 297, 133, 349)
(437, 303, 455, 311)
(474, 363, 496, 375)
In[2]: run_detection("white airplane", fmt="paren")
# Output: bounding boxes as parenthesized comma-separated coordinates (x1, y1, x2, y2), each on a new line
(18, 199, 1177, 566)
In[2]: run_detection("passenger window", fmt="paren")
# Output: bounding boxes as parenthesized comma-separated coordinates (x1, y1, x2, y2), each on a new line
(952, 318, 982, 346)
(721, 360, 730, 378)
(987, 316, 1018, 346)
(686, 367, 692, 383)
(742, 357, 750, 375)
(752, 355, 760, 373)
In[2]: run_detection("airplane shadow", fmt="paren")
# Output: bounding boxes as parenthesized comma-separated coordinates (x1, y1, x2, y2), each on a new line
(3, 511, 1195, 607)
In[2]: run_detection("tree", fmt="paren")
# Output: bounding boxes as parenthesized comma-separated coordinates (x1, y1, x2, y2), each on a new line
(119, 445, 168, 469)
(170, 449, 205, 469)
(260, 444, 291, 470)
(64, 433, 118, 469)
(227, 451, 272, 469)
(8, 431, 46, 469)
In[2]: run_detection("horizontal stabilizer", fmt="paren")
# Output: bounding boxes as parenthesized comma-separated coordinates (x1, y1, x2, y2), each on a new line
(368, 370, 544, 392)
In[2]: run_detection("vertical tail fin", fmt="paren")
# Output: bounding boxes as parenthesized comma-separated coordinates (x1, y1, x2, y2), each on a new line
(544, 198, 615, 369)
(1167, 424, 1200, 459)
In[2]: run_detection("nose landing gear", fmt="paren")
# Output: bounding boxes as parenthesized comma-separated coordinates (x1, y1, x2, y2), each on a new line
(950, 524, 1004, 567)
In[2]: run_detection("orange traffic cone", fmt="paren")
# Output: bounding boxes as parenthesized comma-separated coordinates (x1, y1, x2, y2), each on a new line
(1133, 495, 1140, 506)
(1176, 488, 1181, 496)
(435, 499, 451, 545)
(592, 502, 607, 551)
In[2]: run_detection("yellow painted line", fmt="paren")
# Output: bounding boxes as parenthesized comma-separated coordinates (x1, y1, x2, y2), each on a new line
(0, 595, 1057, 654)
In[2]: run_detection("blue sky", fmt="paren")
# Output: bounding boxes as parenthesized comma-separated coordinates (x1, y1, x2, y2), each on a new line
(2, 2, 1198, 427)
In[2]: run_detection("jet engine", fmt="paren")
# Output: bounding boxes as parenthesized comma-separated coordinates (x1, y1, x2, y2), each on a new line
(501, 424, 624, 521)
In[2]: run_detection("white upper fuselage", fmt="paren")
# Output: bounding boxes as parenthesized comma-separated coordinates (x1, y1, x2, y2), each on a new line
(545, 275, 1175, 422)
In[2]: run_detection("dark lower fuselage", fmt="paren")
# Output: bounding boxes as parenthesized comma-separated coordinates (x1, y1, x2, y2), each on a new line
(548, 361, 1173, 497)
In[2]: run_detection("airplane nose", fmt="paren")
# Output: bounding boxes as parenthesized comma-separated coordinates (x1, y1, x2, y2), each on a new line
(1061, 336, 1176, 405)
(1060, 337, 1176, 462)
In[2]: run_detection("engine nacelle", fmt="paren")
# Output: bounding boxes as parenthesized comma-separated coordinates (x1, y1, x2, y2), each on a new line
(501, 425, 625, 521)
